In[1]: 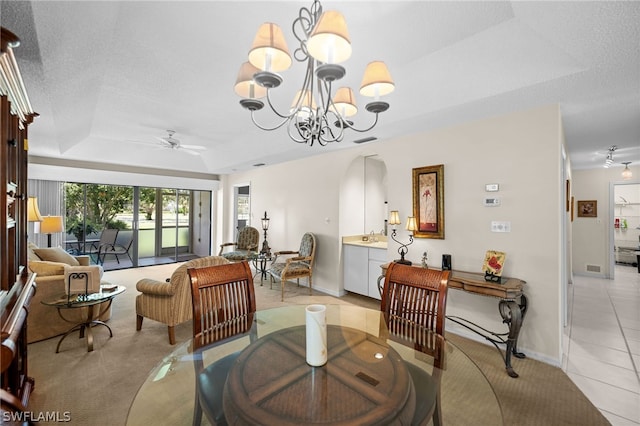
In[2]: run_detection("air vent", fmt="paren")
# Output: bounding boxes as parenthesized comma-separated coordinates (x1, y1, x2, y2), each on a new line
(586, 264, 601, 273)
(253, 163, 265, 167)
(353, 136, 377, 144)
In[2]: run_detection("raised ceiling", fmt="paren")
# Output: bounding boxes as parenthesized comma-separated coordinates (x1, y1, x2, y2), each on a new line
(2, 1, 639, 175)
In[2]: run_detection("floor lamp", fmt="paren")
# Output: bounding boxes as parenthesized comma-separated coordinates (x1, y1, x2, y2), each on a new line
(38, 216, 64, 247)
(260, 211, 271, 256)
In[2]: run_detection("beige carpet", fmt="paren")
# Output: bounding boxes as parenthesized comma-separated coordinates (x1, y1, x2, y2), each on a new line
(26, 263, 608, 425)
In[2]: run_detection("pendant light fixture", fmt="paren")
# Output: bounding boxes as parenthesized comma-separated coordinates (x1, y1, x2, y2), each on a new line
(621, 162, 633, 180)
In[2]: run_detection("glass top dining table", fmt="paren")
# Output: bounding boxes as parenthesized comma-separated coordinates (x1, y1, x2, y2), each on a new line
(126, 305, 503, 425)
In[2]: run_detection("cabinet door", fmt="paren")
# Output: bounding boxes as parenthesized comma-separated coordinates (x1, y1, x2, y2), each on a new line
(368, 260, 385, 300)
(343, 245, 368, 295)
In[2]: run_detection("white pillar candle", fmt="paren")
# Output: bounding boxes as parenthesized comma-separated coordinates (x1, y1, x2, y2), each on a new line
(305, 304, 327, 366)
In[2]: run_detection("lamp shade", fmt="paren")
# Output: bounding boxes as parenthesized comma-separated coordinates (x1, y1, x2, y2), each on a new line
(248, 23, 292, 73)
(234, 61, 268, 99)
(262, 211, 270, 231)
(388, 210, 401, 226)
(405, 216, 418, 232)
(307, 10, 352, 64)
(360, 61, 395, 97)
(27, 197, 43, 222)
(331, 87, 358, 117)
(39, 216, 64, 234)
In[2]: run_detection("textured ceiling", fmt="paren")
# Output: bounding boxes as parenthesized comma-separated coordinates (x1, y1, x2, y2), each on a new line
(2, 1, 639, 174)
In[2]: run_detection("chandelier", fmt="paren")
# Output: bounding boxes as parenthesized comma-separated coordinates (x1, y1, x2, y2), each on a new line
(234, 0, 395, 146)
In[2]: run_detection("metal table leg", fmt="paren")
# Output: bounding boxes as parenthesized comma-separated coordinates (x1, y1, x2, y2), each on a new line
(446, 293, 528, 378)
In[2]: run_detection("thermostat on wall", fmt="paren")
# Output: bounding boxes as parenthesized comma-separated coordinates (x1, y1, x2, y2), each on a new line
(485, 183, 500, 192)
(483, 197, 501, 207)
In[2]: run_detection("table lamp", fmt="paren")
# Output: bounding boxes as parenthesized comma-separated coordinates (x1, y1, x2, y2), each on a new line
(389, 210, 417, 265)
(38, 216, 64, 247)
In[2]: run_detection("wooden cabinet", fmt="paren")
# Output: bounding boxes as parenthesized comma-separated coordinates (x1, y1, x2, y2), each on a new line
(343, 244, 386, 300)
(1, 26, 38, 410)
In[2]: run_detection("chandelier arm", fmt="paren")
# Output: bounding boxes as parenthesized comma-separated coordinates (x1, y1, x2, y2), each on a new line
(249, 110, 291, 132)
(319, 110, 344, 144)
(263, 91, 297, 120)
(341, 113, 381, 133)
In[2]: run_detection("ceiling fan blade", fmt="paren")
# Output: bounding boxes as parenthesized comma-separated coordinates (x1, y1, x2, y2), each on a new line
(181, 148, 201, 156)
(127, 139, 157, 146)
(180, 144, 206, 150)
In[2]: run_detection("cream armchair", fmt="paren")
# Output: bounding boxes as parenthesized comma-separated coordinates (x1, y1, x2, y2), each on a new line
(135, 256, 230, 345)
(26, 243, 111, 343)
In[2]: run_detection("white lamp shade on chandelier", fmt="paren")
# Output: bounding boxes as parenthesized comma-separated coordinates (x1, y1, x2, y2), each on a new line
(248, 23, 292, 73)
(235, 0, 394, 146)
(360, 61, 395, 98)
(234, 62, 267, 99)
(307, 10, 352, 64)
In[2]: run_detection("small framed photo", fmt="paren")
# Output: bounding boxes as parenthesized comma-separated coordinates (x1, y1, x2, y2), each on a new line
(577, 200, 597, 218)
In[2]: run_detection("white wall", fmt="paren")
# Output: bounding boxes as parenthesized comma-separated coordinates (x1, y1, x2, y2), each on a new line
(572, 165, 640, 278)
(224, 104, 565, 363)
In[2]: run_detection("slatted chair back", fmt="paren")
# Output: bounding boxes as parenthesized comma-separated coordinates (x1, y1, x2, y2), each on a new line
(381, 263, 450, 334)
(381, 263, 450, 426)
(188, 261, 256, 350)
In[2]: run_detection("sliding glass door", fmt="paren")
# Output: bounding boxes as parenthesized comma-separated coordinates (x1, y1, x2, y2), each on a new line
(64, 182, 210, 270)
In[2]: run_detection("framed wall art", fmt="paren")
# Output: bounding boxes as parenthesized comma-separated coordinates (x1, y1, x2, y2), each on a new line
(577, 200, 597, 217)
(571, 196, 575, 222)
(412, 164, 444, 239)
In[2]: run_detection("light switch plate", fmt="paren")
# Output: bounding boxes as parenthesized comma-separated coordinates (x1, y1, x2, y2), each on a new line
(484, 197, 501, 207)
(485, 183, 499, 192)
(491, 221, 511, 232)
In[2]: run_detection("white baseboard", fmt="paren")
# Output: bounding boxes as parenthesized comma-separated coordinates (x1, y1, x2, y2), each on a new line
(446, 324, 562, 368)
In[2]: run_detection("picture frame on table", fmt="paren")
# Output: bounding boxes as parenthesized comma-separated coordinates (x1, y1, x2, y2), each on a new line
(412, 164, 444, 239)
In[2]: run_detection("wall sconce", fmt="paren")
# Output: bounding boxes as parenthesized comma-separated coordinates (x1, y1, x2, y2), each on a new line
(27, 197, 43, 222)
(389, 210, 417, 265)
(260, 211, 271, 256)
(37, 216, 64, 247)
(621, 162, 633, 180)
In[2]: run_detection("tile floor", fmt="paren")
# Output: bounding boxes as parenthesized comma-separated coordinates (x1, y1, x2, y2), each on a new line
(564, 264, 640, 425)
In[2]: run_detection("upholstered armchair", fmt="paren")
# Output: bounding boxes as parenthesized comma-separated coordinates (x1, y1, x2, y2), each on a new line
(268, 232, 316, 301)
(135, 256, 230, 344)
(26, 243, 111, 343)
(218, 226, 260, 262)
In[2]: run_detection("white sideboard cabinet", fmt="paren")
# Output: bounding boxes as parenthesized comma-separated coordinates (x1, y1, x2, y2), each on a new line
(343, 244, 387, 300)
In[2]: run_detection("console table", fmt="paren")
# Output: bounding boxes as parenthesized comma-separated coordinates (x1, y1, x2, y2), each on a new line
(379, 263, 527, 378)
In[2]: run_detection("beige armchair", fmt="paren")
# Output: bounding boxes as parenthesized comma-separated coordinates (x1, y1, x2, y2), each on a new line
(268, 232, 317, 301)
(218, 226, 260, 262)
(135, 256, 230, 345)
(26, 243, 111, 343)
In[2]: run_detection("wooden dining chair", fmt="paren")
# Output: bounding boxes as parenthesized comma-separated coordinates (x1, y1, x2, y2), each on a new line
(187, 261, 256, 426)
(380, 262, 450, 426)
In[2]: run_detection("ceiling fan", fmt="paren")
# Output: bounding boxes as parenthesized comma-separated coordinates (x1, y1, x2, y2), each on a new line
(130, 130, 206, 156)
(154, 130, 206, 155)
